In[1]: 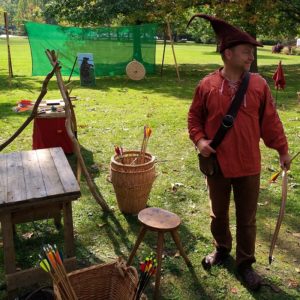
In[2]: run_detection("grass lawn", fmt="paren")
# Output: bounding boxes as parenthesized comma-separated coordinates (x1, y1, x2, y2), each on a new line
(0, 37, 300, 299)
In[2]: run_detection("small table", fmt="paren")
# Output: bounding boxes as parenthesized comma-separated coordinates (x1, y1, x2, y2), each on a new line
(0, 147, 80, 297)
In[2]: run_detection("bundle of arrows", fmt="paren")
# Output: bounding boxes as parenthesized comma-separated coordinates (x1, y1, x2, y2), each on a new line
(39, 244, 78, 300)
(114, 145, 124, 163)
(134, 253, 157, 299)
(140, 125, 152, 163)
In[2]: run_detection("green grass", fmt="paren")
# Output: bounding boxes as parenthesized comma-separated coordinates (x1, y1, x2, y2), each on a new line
(0, 37, 300, 299)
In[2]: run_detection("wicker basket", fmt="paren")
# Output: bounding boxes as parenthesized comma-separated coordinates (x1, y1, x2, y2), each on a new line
(110, 150, 156, 214)
(54, 258, 138, 300)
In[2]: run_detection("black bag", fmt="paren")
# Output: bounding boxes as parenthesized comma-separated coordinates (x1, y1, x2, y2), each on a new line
(198, 153, 219, 176)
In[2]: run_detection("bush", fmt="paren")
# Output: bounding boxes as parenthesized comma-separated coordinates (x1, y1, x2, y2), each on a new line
(258, 38, 277, 45)
(291, 47, 300, 55)
(282, 46, 291, 55)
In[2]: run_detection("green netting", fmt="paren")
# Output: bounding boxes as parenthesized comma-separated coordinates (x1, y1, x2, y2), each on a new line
(25, 22, 158, 77)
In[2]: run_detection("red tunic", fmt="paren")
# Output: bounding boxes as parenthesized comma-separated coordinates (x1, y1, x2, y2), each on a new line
(188, 69, 288, 178)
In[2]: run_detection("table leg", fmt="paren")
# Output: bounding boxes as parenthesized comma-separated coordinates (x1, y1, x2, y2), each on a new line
(1, 214, 16, 274)
(76, 157, 82, 183)
(63, 201, 75, 257)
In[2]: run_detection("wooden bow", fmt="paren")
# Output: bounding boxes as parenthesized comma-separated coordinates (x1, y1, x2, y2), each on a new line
(268, 168, 288, 264)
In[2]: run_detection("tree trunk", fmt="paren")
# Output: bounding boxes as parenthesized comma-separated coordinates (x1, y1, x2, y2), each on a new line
(245, 3, 259, 73)
(133, 21, 143, 61)
(250, 46, 258, 73)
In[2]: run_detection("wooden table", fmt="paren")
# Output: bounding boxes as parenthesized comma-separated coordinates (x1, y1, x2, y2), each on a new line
(0, 147, 80, 297)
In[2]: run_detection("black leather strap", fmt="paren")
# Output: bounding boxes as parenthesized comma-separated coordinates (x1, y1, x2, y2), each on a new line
(210, 72, 250, 150)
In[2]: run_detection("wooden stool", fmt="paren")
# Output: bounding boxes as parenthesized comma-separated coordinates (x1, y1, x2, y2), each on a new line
(127, 207, 191, 299)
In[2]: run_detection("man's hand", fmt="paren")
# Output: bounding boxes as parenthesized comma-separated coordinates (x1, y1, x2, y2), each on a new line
(280, 153, 291, 170)
(197, 138, 216, 157)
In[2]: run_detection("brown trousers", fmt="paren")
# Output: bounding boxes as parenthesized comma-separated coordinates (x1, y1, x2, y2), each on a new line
(207, 172, 260, 268)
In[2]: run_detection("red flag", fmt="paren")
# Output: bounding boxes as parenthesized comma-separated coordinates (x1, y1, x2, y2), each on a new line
(272, 60, 286, 90)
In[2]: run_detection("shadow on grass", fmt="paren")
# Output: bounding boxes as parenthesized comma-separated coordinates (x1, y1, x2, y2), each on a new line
(1, 64, 300, 111)
(94, 64, 213, 100)
(0, 102, 28, 118)
(76, 145, 101, 177)
(101, 211, 137, 257)
(257, 54, 288, 61)
(0, 75, 58, 93)
(202, 256, 298, 300)
(70, 63, 300, 108)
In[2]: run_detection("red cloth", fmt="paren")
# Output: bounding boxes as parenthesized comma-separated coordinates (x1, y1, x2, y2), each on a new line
(272, 61, 286, 90)
(32, 117, 73, 154)
(188, 69, 288, 178)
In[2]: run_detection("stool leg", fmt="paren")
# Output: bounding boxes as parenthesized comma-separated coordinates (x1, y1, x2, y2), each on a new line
(170, 229, 191, 266)
(154, 232, 164, 300)
(127, 226, 147, 266)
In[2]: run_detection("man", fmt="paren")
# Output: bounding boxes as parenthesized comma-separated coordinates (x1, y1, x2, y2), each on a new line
(187, 14, 291, 291)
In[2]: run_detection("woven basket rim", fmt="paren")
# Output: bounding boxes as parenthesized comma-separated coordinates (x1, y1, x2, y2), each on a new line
(111, 165, 156, 174)
(66, 259, 137, 278)
(111, 150, 155, 168)
(54, 258, 138, 299)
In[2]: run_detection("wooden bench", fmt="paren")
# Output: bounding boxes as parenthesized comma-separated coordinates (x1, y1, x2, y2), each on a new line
(0, 147, 80, 298)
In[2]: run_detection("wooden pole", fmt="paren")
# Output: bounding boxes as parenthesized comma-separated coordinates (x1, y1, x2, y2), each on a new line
(4, 12, 13, 78)
(166, 20, 180, 81)
(160, 31, 167, 77)
(67, 56, 78, 83)
(45, 49, 110, 212)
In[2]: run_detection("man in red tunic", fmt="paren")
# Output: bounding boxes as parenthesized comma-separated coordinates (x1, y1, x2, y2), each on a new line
(187, 14, 291, 291)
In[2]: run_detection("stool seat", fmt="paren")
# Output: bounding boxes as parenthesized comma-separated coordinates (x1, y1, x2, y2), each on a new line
(138, 207, 181, 231)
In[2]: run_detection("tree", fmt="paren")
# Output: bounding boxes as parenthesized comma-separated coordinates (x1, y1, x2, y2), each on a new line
(16, 0, 45, 22)
(0, 0, 49, 33)
(0, 0, 18, 29)
(187, 0, 300, 71)
(41, 0, 300, 72)
(277, 0, 300, 24)
(43, 0, 149, 26)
